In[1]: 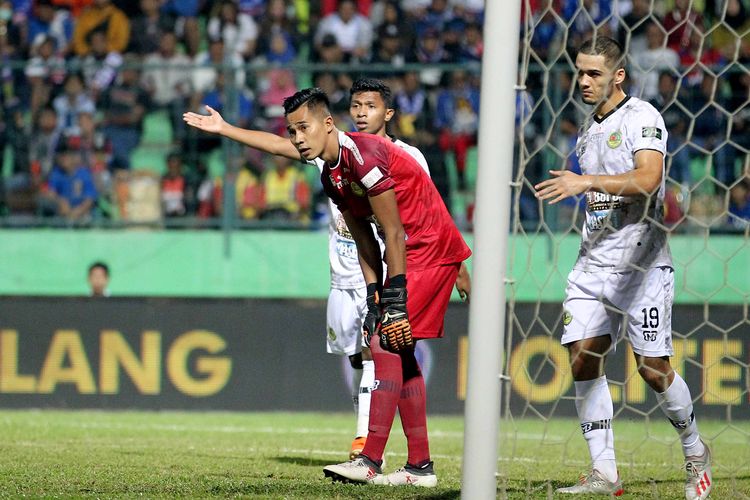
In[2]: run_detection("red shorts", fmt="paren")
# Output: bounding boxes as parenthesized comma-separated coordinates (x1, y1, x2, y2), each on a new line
(402, 263, 460, 339)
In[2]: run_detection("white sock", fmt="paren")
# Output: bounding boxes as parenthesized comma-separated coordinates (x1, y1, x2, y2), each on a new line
(575, 376, 618, 482)
(655, 372, 705, 458)
(356, 360, 374, 438)
(351, 366, 363, 417)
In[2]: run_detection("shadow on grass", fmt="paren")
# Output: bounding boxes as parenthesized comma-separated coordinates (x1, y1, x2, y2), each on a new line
(208, 481, 461, 499)
(273, 455, 332, 467)
(501, 474, 750, 497)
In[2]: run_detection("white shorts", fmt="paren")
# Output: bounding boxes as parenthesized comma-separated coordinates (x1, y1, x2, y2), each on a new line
(561, 267, 674, 357)
(326, 287, 367, 356)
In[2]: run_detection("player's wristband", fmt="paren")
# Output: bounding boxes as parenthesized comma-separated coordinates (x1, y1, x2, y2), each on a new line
(362, 283, 381, 349)
(388, 274, 407, 289)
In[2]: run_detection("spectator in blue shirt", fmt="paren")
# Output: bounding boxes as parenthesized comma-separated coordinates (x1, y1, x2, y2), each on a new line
(186, 72, 254, 160)
(45, 143, 97, 221)
(728, 177, 750, 229)
(435, 70, 480, 191)
(160, 0, 202, 56)
(202, 73, 254, 130)
(27, 0, 74, 56)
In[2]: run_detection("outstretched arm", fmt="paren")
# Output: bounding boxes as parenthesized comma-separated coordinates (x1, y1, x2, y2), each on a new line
(183, 105, 301, 160)
(534, 150, 664, 204)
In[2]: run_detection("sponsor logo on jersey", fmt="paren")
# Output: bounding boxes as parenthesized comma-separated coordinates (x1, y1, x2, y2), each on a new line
(350, 182, 365, 197)
(563, 310, 572, 326)
(361, 167, 384, 189)
(329, 173, 343, 189)
(586, 192, 625, 211)
(642, 126, 662, 139)
(607, 130, 622, 148)
(327, 327, 336, 341)
(335, 215, 353, 239)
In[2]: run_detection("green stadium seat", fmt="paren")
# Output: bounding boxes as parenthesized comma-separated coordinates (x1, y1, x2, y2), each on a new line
(2, 145, 13, 178)
(131, 147, 167, 175)
(207, 149, 225, 178)
(141, 111, 173, 146)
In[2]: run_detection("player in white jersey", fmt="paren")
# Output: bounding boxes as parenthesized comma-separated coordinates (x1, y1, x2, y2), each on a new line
(535, 37, 711, 500)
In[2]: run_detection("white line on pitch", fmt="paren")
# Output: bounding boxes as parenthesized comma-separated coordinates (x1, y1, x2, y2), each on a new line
(15, 419, 570, 441)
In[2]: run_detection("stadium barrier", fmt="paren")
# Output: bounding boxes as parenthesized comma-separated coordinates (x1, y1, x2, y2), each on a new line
(0, 230, 746, 304)
(0, 297, 746, 417)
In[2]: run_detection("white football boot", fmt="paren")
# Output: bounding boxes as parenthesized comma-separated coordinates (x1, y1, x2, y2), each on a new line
(323, 456, 387, 485)
(556, 469, 624, 496)
(385, 461, 438, 488)
(684, 440, 712, 500)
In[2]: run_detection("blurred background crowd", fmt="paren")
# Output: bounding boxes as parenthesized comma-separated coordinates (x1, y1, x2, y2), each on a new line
(0, 0, 747, 231)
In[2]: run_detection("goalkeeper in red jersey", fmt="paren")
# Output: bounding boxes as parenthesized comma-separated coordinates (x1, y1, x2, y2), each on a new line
(281, 88, 472, 487)
(185, 87, 471, 487)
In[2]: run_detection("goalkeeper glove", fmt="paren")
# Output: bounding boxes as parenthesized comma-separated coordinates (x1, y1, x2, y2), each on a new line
(379, 277, 414, 352)
(362, 283, 380, 348)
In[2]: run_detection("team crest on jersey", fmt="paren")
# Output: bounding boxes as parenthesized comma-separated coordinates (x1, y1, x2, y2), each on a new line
(607, 131, 622, 148)
(350, 182, 365, 197)
(563, 310, 573, 326)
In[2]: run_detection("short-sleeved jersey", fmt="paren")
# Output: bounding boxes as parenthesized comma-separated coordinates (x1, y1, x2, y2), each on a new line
(321, 131, 470, 272)
(313, 136, 430, 289)
(574, 96, 672, 272)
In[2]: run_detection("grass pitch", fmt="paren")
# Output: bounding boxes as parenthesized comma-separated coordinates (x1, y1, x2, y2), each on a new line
(0, 410, 748, 498)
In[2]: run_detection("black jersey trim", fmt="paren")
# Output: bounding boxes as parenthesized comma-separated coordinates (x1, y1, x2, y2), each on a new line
(594, 95, 631, 124)
(633, 148, 665, 154)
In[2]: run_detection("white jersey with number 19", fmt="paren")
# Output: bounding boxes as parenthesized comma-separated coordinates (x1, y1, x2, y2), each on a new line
(574, 96, 673, 273)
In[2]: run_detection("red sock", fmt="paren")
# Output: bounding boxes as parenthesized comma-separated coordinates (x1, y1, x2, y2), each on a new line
(361, 341, 402, 463)
(398, 349, 430, 465)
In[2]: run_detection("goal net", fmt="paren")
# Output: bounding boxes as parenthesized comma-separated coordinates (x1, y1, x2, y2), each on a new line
(500, 0, 749, 496)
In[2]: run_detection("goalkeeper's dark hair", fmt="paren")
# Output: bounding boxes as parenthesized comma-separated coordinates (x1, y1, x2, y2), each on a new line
(578, 36, 625, 70)
(350, 78, 393, 108)
(282, 88, 331, 117)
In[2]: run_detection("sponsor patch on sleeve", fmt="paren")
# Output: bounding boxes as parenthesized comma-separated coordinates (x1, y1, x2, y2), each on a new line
(361, 167, 384, 189)
(642, 127, 662, 139)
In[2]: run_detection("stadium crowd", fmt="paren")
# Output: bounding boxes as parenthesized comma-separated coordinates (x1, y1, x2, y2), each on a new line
(0, 0, 747, 229)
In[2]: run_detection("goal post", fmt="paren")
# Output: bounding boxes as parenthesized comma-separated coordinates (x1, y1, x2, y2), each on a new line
(460, 0, 521, 498)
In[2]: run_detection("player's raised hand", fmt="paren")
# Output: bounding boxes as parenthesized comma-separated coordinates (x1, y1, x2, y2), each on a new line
(534, 170, 591, 204)
(183, 105, 226, 134)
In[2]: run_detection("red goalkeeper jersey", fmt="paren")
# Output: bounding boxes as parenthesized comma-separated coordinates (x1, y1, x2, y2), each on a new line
(321, 131, 471, 271)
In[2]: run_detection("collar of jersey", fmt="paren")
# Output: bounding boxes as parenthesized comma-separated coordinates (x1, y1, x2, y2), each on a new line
(593, 95, 631, 124)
